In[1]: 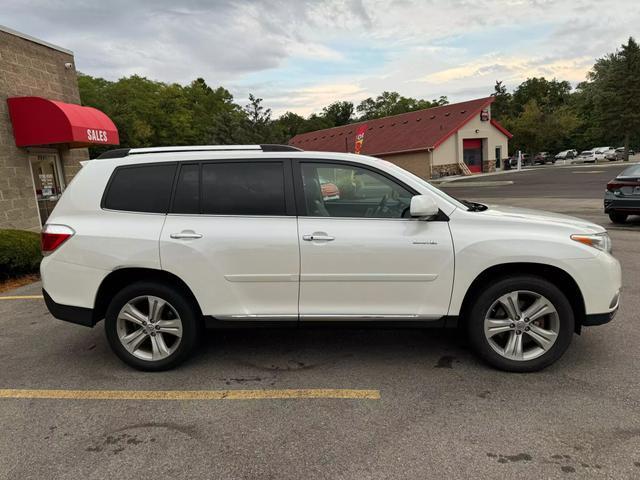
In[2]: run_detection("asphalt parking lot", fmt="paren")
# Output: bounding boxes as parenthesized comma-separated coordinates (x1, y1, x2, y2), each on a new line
(2, 162, 640, 480)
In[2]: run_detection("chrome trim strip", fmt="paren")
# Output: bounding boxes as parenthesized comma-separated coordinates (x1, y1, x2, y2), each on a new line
(300, 273, 438, 282)
(216, 314, 298, 321)
(300, 314, 442, 321)
(299, 216, 414, 222)
(214, 314, 442, 321)
(166, 213, 295, 219)
(224, 274, 298, 283)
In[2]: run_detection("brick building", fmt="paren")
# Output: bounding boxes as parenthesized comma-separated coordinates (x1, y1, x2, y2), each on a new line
(289, 97, 513, 179)
(1, 25, 118, 231)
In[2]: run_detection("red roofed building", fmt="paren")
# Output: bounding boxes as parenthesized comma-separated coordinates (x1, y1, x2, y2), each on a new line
(289, 97, 513, 179)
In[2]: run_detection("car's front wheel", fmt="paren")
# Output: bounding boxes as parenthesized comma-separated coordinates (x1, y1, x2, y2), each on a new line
(467, 276, 574, 372)
(105, 281, 200, 371)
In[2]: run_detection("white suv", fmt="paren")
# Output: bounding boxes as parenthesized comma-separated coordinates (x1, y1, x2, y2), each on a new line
(41, 145, 621, 372)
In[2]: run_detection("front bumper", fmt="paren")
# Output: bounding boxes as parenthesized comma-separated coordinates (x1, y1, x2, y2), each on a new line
(582, 288, 620, 327)
(583, 308, 618, 326)
(43, 289, 97, 327)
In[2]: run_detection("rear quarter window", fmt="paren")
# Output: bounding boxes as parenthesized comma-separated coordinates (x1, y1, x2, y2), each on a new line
(103, 163, 177, 213)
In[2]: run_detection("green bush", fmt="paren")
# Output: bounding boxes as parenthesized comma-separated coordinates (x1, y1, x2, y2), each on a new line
(0, 229, 42, 279)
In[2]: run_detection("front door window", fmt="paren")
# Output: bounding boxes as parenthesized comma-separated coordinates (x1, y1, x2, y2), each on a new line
(30, 153, 65, 225)
(300, 163, 413, 218)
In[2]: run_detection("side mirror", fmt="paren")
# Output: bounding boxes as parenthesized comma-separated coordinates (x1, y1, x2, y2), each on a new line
(410, 195, 439, 219)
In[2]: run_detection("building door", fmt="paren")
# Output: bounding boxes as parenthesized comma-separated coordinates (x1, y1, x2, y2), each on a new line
(495, 146, 502, 169)
(463, 139, 483, 173)
(30, 153, 65, 225)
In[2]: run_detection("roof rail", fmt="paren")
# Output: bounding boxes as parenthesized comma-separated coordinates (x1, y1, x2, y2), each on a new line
(96, 144, 302, 159)
(259, 144, 302, 152)
(96, 148, 131, 159)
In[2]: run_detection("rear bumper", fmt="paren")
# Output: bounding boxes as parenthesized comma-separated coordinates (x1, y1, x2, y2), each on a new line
(604, 193, 640, 213)
(43, 289, 97, 327)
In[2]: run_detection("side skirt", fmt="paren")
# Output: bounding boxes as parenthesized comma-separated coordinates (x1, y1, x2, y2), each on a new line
(203, 316, 459, 330)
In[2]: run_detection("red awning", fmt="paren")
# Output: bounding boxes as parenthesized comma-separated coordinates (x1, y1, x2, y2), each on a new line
(7, 96, 119, 148)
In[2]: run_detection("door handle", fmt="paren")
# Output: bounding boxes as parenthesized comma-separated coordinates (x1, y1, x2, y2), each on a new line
(303, 234, 335, 242)
(170, 231, 203, 239)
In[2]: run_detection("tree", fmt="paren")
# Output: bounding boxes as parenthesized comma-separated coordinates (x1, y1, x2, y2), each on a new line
(272, 111, 307, 143)
(490, 80, 512, 120)
(511, 77, 572, 114)
(587, 37, 640, 159)
(322, 101, 354, 126)
(504, 99, 579, 154)
(243, 94, 277, 143)
(356, 91, 448, 120)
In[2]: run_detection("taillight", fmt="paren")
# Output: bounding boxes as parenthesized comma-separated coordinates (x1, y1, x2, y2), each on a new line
(41, 224, 75, 255)
(607, 179, 640, 191)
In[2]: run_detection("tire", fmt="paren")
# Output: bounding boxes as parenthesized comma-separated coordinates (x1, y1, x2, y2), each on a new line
(105, 281, 201, 371)
(608, 211, 628, 224)
(466, 276, 574, 372)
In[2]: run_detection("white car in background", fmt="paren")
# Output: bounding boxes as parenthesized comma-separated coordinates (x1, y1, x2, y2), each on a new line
(575, 150, 597, 163)
(594, 147, 614, 161)
(40, 145, 621, 373)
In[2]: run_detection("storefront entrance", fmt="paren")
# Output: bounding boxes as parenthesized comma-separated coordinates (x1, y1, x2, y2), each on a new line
(463, 139, 483, 173)
(30, 153, 65, 225)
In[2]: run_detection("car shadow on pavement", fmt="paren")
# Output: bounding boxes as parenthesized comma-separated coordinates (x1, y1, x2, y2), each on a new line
(190, 327, 472, 375)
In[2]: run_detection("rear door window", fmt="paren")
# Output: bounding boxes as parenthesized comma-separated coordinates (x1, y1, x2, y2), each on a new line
(103, 163, 176, 213)
(201, 162, 286, 215)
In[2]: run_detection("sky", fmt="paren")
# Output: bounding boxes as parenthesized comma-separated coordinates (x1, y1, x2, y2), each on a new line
(3, 0, 639, 116)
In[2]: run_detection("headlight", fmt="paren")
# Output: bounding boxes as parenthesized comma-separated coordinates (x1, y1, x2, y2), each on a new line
(571, 232, 612, 253)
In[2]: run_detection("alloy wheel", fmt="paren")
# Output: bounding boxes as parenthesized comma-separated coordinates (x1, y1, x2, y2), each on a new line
(483, 290, 560, 361)
(116, 295, 183, 361)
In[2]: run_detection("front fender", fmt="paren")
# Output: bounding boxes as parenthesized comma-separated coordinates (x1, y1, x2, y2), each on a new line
(447, 236, 594, 316)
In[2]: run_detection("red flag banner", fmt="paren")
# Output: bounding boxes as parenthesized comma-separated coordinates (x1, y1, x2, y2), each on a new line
(354, 124, 367, 154)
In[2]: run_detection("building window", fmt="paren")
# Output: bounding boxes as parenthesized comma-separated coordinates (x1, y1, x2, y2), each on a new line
(30, 153, 65, 225)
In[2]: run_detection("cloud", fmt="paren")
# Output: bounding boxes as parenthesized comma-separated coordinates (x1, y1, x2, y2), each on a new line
(265, 82, 369, 117)
(3, 0, 639, 116)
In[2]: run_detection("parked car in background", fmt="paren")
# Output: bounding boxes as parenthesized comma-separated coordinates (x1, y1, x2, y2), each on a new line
(508, 153, 531, 168)
(575, 150, 597, 163)
(555, 150, 577, 161)
(594, 147, 614, 161)
(614, 147, 636, 160)
(533, 152, 554, 164)
(604, 163, 640, 223)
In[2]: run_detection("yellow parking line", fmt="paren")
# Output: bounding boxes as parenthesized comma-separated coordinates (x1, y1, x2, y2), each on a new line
(0, 388, 380, 401)
(0, 295, 44, 300)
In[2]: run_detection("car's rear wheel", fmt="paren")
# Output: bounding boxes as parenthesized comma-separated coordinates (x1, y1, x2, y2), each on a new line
(105, 281, 200, 371)
(609, 211, 628, 224)
(466, 276, 574, 372)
